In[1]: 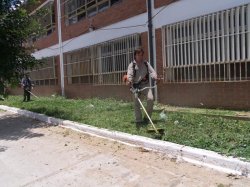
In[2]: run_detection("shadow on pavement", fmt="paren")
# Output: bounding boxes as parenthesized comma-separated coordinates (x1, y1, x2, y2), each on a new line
(0, 146, 7, 152)
(0, 113, 47, 141)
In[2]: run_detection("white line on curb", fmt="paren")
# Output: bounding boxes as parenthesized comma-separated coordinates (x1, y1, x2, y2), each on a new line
(0, 105, 249, 178)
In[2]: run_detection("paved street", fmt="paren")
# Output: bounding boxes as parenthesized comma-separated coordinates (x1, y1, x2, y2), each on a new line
(0, 110, 250, 187)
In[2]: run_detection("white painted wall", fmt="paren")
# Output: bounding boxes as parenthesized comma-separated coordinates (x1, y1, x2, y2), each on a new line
(33, 0, 250, 59)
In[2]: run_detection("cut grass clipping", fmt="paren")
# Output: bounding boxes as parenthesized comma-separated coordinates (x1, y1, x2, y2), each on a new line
(1, 96, 250, 161)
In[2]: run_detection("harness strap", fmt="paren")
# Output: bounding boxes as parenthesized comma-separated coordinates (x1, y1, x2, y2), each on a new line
(132, 61, 149, 82)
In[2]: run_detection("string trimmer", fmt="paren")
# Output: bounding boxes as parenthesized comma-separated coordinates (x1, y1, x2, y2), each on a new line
(132, 84, 164, 135)
(25, 89, 38, 99)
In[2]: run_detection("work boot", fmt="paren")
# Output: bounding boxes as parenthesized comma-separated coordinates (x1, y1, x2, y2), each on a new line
(135, 120, 144, 129)
(143, 117, 149, 124)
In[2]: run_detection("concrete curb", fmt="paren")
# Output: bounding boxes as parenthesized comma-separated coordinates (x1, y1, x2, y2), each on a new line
(0, 105, 249, 178)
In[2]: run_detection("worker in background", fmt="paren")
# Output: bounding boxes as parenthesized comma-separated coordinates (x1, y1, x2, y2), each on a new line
(21, 74, 32, 102)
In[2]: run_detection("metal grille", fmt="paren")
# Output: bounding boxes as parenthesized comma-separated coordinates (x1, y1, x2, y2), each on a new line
(162, 3, 250, 83)
(64, 34, 140, 85)
(28, 57, 57, 86)
(65, 48, 93, 84)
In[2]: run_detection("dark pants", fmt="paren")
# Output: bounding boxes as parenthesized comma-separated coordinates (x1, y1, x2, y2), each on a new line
(23, 89, 31, 101)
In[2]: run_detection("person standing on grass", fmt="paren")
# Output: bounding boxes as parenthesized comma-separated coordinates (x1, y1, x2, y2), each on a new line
(21, 74, 32, 102)
(126, 48, 158, 125)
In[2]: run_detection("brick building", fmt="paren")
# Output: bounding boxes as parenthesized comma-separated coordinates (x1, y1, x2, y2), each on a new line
(14, 0, 250, 109)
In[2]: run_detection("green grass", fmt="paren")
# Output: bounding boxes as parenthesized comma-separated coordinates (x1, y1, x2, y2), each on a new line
(1, 96, 250, 161)
(155, 104, 238, 117)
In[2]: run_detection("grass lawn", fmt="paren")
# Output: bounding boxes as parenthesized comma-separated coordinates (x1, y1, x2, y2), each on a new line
(1, 96, 250, 161)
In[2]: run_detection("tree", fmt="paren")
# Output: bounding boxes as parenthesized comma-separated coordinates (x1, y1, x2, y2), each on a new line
(0, 0, 42, 95)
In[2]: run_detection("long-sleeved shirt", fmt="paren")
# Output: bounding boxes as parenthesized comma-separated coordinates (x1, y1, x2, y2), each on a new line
(127, 60, 157, 84)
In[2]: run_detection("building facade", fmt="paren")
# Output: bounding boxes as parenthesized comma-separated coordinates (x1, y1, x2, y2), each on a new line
(14, 0, 250, 109)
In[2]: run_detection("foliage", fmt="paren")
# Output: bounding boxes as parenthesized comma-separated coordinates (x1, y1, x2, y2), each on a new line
(0, 0, 43, 87)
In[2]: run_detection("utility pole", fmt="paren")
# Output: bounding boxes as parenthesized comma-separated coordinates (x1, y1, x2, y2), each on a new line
(147, 0, 154, 68)
(57, 0, 65, 97)
(147, 0, 158, 102)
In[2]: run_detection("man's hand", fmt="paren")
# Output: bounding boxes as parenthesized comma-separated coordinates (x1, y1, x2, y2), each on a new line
(122, 74, 127, 83)
(123, 74, 131, 86)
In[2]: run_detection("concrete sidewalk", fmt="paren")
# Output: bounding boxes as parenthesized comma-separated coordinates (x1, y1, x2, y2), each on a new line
(0, 105, 250, 179)
(1, 110, 250, 187)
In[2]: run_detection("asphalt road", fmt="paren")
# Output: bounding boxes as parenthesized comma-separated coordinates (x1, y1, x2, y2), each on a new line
(0, 110, 250, 187)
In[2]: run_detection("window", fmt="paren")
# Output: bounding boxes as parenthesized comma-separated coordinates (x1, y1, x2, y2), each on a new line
(65, 48, 93, 84)
(28, 2, 55, 44)
(28, 57, 57, 86)
(40, 4, 56, 36)
(65, 34, 140, 85)
(64, 0, 121, 25)
(162, 3, 250, 83)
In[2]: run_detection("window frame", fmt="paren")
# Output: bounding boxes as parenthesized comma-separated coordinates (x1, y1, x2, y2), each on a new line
(64, 0, 121, 25)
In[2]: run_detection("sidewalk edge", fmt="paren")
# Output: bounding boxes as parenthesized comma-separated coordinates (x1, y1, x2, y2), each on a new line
(0, 105, 249, 178)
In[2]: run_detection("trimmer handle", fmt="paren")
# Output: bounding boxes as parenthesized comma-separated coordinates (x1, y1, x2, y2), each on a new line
(130, 87, 139, 94)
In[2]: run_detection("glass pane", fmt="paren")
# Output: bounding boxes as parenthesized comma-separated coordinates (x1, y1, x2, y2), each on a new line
(98, 1, 109, 12)
(87, 7, 97, 17)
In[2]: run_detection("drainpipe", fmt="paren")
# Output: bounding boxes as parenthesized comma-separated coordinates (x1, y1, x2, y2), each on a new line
(57, 0, 65, 97)
(147, 0, 158, 102)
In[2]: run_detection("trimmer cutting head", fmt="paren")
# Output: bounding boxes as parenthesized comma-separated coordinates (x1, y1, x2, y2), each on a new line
(147, 127, 165, 135)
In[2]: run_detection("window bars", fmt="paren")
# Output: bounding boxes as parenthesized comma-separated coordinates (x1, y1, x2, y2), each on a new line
(65, 47, 92, 84)
(64, 0, 121, 25)
(28, 57, 57, 86)
(64, 34, 140, 85)
(162, 3, 250, 83)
